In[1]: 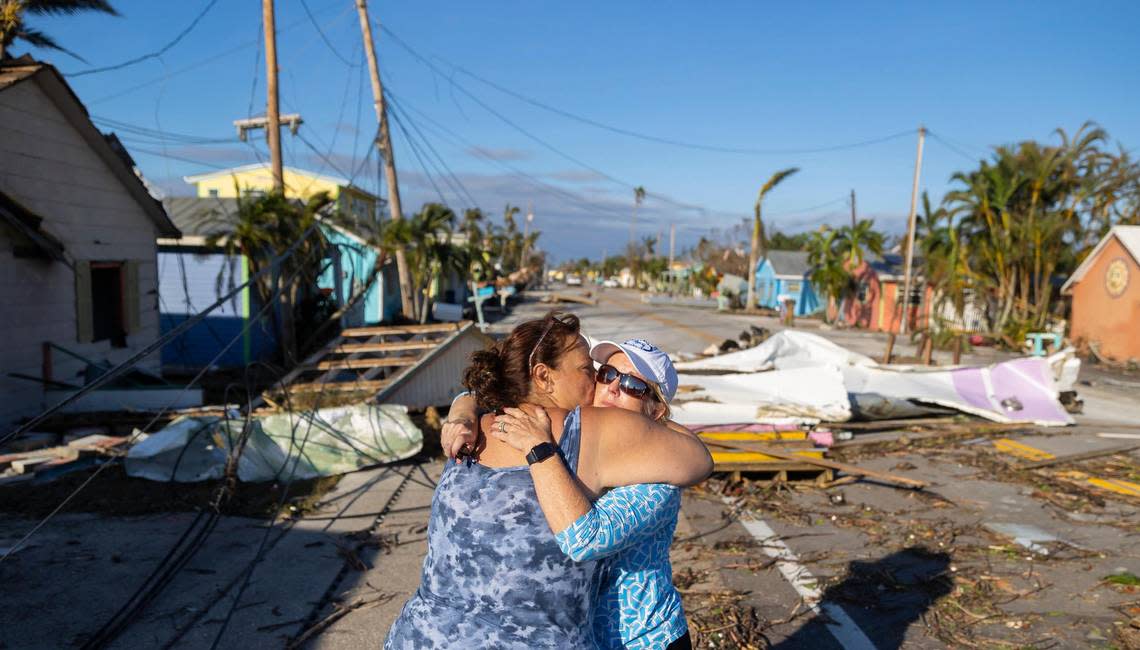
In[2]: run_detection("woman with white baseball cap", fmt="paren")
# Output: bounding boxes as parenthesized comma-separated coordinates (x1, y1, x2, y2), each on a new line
(444, 337, 696, 650)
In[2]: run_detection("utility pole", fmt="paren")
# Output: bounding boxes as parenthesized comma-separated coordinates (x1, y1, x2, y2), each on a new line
(900, 126, 926, 335)
(519, 202, 534, 270)
(668, 223, 676, 270)
(668, 223, 676, 294)
(356, 0, 415, 318)
(262, 0, 283, 191)
(850, 189, 857, 229)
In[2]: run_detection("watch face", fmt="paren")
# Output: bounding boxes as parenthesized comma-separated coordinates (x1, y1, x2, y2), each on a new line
(1105, 258, 1129, 298)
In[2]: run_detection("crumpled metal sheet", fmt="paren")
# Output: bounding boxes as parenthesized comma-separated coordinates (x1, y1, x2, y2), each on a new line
(125, 403, 423, 483)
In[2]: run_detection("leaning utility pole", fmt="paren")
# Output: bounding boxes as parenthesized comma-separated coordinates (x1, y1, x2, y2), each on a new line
(850, 189, 857, 229)
(356, 0, 414, 318)
(262, 0, 283, 191)
(519, 202, 534, 270)
(899, 126, 926, 335)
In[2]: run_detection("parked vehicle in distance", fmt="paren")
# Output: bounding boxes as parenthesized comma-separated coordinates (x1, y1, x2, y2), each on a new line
(603, 277, 619, 288)
(566, 274, 583, 286)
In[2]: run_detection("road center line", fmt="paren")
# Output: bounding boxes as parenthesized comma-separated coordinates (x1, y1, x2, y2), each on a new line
(727, 498, 877, 650)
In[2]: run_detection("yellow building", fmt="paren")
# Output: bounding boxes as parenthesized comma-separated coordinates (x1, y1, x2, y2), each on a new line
(183, 163, 380, 222)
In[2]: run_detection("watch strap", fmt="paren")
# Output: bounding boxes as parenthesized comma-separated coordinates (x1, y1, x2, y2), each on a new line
(525, 441, 558, 465)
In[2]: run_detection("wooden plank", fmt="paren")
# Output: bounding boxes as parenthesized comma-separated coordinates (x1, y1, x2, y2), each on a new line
(704, 439, 927, 489)
(341, 322, 467, 337)
(313, 357, 419, 370)
(711, 450, 824, 464)
(1021, 443, 1140, 470)
(334, 340, 440, 354)
(284, 379, 391, 393)
(700, 431, 808, 442)
(713, 461, 825, 473)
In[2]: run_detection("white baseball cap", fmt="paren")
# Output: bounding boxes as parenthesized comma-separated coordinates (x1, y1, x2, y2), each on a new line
(590, 338, 679, 402)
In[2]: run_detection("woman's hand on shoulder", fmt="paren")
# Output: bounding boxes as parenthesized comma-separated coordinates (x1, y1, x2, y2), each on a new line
(441, 416, 477, 462)
(490, 406, 555, 453)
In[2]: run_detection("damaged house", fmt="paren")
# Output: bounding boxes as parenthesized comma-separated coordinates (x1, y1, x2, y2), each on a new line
(0, 56, 180, 428)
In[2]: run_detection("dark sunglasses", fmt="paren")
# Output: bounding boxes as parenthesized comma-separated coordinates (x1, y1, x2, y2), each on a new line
(595, 364, 656, 401)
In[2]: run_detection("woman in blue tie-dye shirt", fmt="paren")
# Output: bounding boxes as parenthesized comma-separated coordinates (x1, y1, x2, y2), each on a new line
(446, 338, 695, 649)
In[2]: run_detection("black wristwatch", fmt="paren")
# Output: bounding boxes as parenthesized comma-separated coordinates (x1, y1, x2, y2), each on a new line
(526, 442, 558, 466)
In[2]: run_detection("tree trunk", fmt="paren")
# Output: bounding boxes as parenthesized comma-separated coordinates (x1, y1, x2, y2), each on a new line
(745, 208, 765, 311)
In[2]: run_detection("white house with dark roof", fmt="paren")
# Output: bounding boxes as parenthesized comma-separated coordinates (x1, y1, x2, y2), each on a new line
(0, 56, 180, 427)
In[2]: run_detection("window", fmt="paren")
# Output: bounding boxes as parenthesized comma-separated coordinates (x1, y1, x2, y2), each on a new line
(90, 263, 126, 346)
(76, 261, 139, 346)
(784, 280, 802, 295)
(208, 188, 220, 198)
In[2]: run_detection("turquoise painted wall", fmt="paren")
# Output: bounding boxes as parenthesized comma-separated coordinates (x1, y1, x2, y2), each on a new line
(318, 225, 383, 325)
(755, 259, 822, 316)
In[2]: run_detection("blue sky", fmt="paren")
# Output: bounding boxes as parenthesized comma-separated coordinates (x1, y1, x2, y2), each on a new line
(15, 1, 1140, 261)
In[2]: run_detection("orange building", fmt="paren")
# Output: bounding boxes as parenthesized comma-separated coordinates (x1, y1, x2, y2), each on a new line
(842, 255, 934, 333)
(1062, 226, 1140, 362)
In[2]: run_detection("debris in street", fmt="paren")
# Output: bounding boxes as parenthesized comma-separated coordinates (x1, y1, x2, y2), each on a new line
(676, 365, 851, 422)
(541, 291, 597, 305)
(675, 330, 1078, 426)
(706, 439, 928, 489)
(125, 403, 422, 483)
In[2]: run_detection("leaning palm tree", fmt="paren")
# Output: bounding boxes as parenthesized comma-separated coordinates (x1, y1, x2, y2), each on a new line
(628, 186, 646, 276)
(0, 0, 118, 61)
(745, 168, 799, 311)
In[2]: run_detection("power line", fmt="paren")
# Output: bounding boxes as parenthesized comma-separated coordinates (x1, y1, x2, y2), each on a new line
(387, 95, 479, 208)
(388, 91, 668, 225)
(376, 23, 756, 220)
(927, 131, 985, 164)
(1, 223, 324, 448)
(66, 0, 222, 77)
(299, 0, 360, 68)
(378, 23, 915, 157)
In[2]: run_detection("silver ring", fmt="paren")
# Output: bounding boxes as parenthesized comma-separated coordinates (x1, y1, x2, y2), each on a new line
(499, 421, 506, 434)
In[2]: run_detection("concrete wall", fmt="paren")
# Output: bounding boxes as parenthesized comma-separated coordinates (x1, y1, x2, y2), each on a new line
(1070, 236, 1140, 362)
(0, 78, 163, 427)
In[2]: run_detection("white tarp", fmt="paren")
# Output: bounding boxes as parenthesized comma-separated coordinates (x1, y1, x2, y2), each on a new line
(671, 330, 1076, 427)
(675, 365, 851, 422)
(842, 357, 1074, 426)
(674, 330, 876, 373)
(126, 403, 423, 483)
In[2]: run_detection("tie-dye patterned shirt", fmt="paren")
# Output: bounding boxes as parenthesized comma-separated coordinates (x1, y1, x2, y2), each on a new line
(385, 408, 603, 649)
(555, 483, 687, 650)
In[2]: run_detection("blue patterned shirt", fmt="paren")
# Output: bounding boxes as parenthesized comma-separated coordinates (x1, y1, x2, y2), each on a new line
(555, 484, 687, 649)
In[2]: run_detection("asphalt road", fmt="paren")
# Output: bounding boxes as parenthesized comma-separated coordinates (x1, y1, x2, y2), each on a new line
(2, 287, 1136, 649)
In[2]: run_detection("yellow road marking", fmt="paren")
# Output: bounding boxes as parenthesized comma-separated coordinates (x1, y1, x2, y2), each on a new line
(711, 450, 824, 464)
(700, 431, 809, 442)
(1086, 477, 1140, 498)
(993, 438, 1055, 462)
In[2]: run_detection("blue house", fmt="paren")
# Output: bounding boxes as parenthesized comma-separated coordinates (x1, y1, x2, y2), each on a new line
(754, 250, 822, 316)
(157, 197, 397, 369)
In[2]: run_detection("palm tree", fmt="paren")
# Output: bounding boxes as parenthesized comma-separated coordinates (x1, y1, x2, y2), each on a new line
(806, 227, 847, 324)
(834, 219, 885, 268)
(628, 186, 646, 275)
(382, 203, 459, 322)
(1, 0, 118, 60)
(206, 189, 335, 362)
(745, 168, 799, 311)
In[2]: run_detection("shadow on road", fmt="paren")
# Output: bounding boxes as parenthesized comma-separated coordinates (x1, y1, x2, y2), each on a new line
(773, 547, 952, 650)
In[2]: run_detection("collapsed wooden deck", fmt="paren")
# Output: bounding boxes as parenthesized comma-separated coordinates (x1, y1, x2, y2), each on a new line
(264, 321, 492, 408)
(699, 430, 833, 483)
